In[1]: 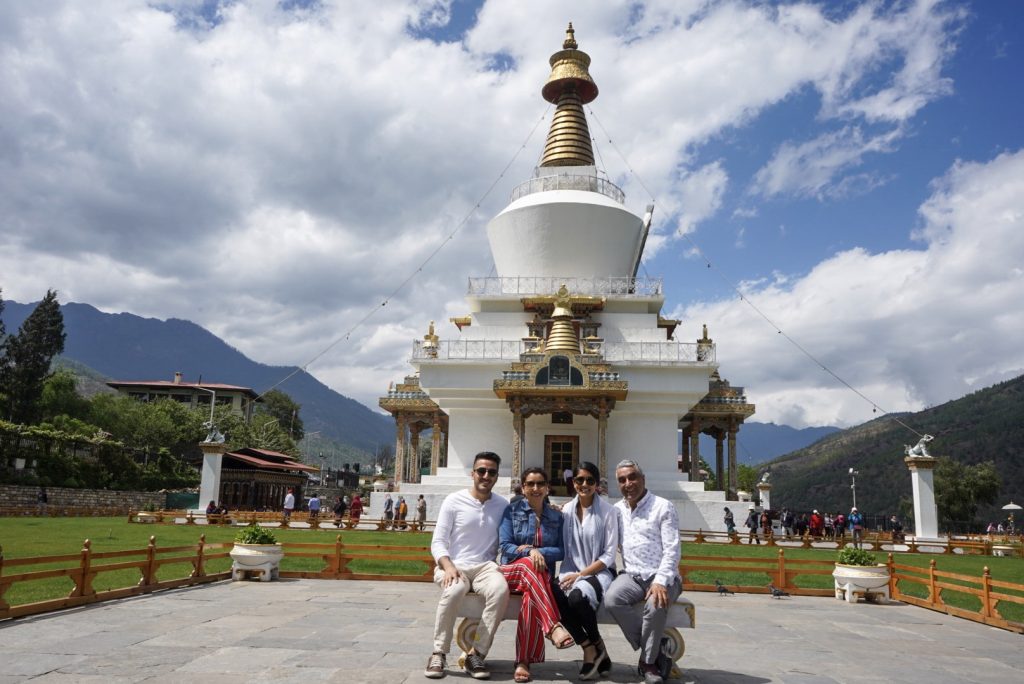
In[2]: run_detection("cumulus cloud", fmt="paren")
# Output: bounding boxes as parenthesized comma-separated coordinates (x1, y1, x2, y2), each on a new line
(0, 0, 974, 412)
(676, 149, 1024, 428)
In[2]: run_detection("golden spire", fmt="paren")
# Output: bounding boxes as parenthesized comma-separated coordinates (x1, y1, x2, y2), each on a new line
(539, 23, 598, 167)
(545, 285, 580, 353)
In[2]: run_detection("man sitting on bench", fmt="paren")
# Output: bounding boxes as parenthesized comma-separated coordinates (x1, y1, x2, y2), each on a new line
(605, 459, 681, 684)
(425, 451, 510, 680)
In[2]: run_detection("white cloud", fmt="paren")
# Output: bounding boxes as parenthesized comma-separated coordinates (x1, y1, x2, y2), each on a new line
(676, 149, 1024, 428)
(0, 0, 978, 414)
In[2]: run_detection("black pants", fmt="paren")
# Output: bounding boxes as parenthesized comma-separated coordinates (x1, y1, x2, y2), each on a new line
(553, 576, 604, 647)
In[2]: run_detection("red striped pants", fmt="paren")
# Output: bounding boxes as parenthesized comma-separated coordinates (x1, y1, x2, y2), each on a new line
(500, 558, 561, 664)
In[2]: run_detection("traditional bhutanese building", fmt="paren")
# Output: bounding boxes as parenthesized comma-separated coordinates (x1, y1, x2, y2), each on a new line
(377, 25, 755, 530)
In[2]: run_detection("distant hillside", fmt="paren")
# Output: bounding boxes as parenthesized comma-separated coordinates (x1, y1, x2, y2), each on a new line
(766, 374, 1024, 523)
(689, 422, 840, 466)
(2, 301, 393, 456)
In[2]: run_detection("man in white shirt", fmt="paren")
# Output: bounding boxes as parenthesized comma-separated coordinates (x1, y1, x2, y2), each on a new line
(425, 452, 510, 680)
(605, 459, 681, 684)
(283, 488, 295, 521)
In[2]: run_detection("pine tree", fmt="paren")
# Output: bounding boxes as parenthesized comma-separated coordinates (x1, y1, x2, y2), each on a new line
(0, 290, 67, 424)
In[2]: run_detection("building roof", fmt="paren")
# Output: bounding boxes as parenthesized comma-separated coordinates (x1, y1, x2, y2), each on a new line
(107, 380, 259, 399)
(225, 447, 319, 473)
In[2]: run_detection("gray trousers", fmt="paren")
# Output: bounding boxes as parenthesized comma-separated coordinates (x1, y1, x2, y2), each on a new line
(604, 573, 682, 663)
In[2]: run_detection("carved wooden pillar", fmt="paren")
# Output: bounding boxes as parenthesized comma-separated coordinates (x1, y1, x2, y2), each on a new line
(715, 431, 724, 492)
(689, 416, 701, 482)
(512, 402, 526, 480)
(442, 427, 449, 468)
(597, 405, 609, 480)
(727, 427, 738, 500)
(430, 413, 442, 476)
(680, 427, 689, 473)
(410, 424, 422, 483)
(394, 415, 407, 486)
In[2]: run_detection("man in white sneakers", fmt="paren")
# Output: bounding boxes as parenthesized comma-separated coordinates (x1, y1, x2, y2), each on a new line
(605, 459, 681, 684)
(425, 452, 510, 680)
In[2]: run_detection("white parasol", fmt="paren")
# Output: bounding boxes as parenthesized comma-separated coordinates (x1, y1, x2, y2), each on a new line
(1002, 501, 1023, 511)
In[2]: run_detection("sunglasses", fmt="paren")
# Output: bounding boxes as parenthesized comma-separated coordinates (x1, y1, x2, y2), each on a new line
(616, 472, 641, 484)
(573, 476, 596, 486)
(474, 467, 498, 478)
(523, 480, 548, 488)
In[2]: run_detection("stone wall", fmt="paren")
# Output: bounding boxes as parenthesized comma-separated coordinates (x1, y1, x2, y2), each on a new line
(0, 484, 166, 510)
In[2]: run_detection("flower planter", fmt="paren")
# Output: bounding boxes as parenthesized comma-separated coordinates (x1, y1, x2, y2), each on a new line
(230, 543, 283, 582)
(833, 563, 890, 603)
(136, 512, 158, 524)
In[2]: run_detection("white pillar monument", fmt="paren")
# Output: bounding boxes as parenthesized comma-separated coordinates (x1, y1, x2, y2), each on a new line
(756, 481, 772, 511)
(198, 442, 228, 510)
(905, 454, 939, 539)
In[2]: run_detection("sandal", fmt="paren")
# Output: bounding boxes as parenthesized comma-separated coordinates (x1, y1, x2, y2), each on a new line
(579, 641, 607, 681)
(548, 623, 575, 650)
(514, 664, 532, 682)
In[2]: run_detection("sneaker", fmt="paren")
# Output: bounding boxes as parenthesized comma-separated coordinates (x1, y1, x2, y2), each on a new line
(424, 651, 446, 678)
(639, 662, 664, 684)
(464, 652, 490, 680)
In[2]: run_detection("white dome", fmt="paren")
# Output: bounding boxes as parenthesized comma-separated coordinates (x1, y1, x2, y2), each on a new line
(486, 189, 644, 280)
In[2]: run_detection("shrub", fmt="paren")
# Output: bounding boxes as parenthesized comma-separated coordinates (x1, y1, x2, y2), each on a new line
(234, 524, 277, 545)
(836, 547, 878, 566)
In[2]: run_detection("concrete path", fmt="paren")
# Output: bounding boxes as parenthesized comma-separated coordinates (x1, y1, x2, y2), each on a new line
(0, 579, 1020, 683)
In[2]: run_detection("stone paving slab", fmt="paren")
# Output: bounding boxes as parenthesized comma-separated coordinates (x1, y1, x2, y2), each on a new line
(1, 579, 1021, 683)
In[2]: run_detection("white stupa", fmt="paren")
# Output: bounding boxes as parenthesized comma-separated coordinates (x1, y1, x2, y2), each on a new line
(377, 24, 751, 530)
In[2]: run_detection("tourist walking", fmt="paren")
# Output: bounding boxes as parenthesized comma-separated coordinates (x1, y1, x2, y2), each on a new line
(283, 488, 295, 521)
(397, 496, 409, 530)
(723, 506, 736, 535)
(563, 466, 574, 496)
(498, 467, 574, 682)
(424, 452, 510, 680)
(383, 493, 394, 525)
(605, 459, 681, 684)
(745, 508, 760, 544)
(556, 462, 617, 680)
(332, 496, 347, 527)
(349, 493, 363, 527)
(834, 512, 846, 542)
(848, 507, 865, 549)
(308, 493, 320, 520)
(416, 494, 427, 525)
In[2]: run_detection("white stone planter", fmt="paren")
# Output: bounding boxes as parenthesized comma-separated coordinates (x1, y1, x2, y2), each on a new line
(230, 543, 283, 582)
(833, 563, 891, 603)
(136, 512, 158, 524)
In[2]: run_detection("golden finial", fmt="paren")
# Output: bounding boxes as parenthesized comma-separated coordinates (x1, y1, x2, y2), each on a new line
(423, 321, 439, 348)
(540, 24, 598, 167)
(563, 22, 578, 49)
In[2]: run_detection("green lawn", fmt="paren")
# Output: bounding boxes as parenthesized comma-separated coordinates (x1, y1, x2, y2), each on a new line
(2, 518, 1022, 623)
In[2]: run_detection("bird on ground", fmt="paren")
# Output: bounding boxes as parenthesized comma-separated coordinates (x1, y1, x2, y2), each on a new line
(714, 579, 734, 596)
(767, 584, 790, 599)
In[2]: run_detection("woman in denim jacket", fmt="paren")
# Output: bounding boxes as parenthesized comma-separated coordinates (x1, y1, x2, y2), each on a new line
(498, 467, 574, 682)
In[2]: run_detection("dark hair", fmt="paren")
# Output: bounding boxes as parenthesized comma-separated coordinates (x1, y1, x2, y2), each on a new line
(473, 451, 501, 467)
(575, 461, 600, 481)
(521, 467, 547, 483)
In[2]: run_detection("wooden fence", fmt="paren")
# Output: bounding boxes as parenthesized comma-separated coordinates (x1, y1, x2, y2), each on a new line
(127, 509, 436, 533)
(4, 536, 1023, 634)
(1, 506, 132, 518)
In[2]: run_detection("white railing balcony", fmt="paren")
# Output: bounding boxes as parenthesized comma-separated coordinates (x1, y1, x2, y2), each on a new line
(412, 339, 714, 365)
(511, 173, 625, 204)
(467, 276, 663, 297)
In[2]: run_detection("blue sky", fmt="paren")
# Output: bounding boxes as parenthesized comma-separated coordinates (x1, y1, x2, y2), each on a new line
(1, 1, 1022, 430)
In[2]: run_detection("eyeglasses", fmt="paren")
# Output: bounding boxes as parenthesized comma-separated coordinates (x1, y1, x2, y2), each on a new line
(573, 476, 596, 486)
(616, 472, 641, 484)
(474, 467, 498, 478)
(523, 480, 547, 488)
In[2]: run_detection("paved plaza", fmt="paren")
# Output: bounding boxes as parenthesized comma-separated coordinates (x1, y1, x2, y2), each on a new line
(0, 579, 1020, 683)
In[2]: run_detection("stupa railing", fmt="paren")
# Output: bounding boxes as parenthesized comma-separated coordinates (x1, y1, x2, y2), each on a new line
(467, 276, 662, 297)
(412, 339, 712, 364)
(510, 173, 625, 204)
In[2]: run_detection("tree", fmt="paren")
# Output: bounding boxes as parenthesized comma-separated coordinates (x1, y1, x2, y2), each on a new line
(39, 369, 91, 422)
(0, 290, 66, 424)
(736, 464, 760, 494)
(934, 458, 1001, 528)
(257, 389, 304, 440)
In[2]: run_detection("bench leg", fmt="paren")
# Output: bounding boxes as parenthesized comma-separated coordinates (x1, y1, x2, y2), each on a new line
(455, 618, 479, 668)
(663, 627, 685, 663)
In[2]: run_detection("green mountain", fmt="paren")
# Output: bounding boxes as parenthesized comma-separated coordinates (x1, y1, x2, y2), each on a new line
(765, 374, 1024, 525)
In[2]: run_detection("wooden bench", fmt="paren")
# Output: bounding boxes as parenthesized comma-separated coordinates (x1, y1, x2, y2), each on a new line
(454, 592, 695, 673)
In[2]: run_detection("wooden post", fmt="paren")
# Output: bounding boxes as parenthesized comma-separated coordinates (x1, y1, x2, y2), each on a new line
(887, 553, 896, 599)
(777, 549, 787, 589)
(928, 559, 938, 606)
(139, 536, 157, 588)
(193, 534, 207, 578)
(981, 566, 993, 618)
(0, 543, 10, 612)
(73, 539, 95, 598)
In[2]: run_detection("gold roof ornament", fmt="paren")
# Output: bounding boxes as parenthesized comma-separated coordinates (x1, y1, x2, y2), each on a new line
(423, 321, 439, 348)
(539, 23, 598, 167)
(545, 285, 581, 353)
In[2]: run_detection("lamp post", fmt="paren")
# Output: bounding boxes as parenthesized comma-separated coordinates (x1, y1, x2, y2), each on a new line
(849, 467, 859, 509)
(194, 385, 217, 438)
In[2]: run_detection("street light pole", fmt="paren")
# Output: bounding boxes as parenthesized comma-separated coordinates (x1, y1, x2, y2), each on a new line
(849, 467, 859, 509)
(194, 385, 217, 436)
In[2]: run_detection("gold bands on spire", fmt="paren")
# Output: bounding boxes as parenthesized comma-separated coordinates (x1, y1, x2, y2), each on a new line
(539, 92, 595, 167)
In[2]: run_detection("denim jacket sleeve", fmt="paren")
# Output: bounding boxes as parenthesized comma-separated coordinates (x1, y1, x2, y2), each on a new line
(536, 505, 565, 567)
(498, 503, 519, 565)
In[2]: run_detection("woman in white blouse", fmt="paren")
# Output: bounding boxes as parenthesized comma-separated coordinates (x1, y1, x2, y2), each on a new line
(555, 461, 619, 680)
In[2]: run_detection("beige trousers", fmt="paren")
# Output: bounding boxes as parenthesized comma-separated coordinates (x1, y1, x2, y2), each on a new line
(432, 561, 509, 657)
